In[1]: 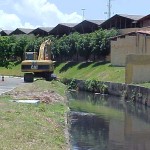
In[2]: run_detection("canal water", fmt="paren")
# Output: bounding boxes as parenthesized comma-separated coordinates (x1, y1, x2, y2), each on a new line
(67, 91, 150, 150)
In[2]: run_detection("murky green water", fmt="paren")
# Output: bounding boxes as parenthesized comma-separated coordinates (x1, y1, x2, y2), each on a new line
(67, 91, 150, 150)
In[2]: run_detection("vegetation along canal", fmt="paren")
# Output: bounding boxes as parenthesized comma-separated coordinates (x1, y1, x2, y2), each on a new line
(67, 91, 150, 150)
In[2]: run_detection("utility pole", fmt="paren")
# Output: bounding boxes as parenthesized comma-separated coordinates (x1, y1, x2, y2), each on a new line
(81, 8, 85, 20)
(104, 0, 113, 19)
(108, 0, 112, 19)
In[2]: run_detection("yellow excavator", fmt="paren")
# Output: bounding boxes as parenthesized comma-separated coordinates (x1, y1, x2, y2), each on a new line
(21, 39, 54, 82)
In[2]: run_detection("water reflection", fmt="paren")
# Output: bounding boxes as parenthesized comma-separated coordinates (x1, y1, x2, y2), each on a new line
(70, 112, 109, 150)
(67, 91, 150, 150)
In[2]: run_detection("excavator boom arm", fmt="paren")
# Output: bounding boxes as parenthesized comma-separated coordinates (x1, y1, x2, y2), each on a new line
(38, 39, 52, 60)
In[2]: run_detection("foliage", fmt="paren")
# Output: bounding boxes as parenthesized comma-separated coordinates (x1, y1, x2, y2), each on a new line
(85, 79, 98, 92)
(0, 29, 118, 67)
(67, 79, 78, 90)
(0, 36, 15, 67)
(85, 79, 108, 94)
(100, 83, 108, 94)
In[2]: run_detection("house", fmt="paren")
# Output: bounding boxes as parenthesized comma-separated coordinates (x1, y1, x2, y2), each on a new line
(29, 27, 53, 36)
(49, 23, 77, 36)
(10, 28, 34, 35)
(101, 14, 143, 29)
(100, 14, 146, 35)
(74, 20, 104, 34)
(111, 30, 150, 66)
(0, 30, 13, 36)
(137, 14, 150, 27)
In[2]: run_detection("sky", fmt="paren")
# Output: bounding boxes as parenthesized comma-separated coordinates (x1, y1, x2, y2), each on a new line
(0, 0, 150, 30)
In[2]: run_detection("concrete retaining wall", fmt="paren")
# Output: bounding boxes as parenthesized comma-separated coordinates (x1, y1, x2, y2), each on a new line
(65, 79, 150, 107)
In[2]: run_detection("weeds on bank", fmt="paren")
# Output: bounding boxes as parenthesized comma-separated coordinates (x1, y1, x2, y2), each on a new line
(0, 80, 68, 150)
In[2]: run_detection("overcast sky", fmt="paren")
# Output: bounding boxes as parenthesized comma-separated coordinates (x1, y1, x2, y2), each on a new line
(0, 0, 150, 30)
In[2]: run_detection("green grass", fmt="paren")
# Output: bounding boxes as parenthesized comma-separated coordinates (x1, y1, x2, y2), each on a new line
(56, 61, 150, 87)
(0, 80, 69, 150)
(0, 61, 125, 83)
(1, 61, 150, 88)
(54, 61, 125, 83)
(0, 64, 23, 77)
(21, 79, 67, 97)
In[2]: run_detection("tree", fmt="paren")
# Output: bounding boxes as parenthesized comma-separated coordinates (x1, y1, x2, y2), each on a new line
(78, 34, 93, 61)
(12, 35, 29, 60)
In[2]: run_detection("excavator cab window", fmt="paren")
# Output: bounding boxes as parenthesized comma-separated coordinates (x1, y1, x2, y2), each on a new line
(25, 52, 38, 60)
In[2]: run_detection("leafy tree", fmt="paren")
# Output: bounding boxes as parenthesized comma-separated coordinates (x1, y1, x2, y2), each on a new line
(78, 34, 92, 61)
(90, 29, 118, 60)
(12, 35, 30, 60)
(67, 32, 80, 60)
(0, 37, 9, 66)
(101, 29, 118, 57)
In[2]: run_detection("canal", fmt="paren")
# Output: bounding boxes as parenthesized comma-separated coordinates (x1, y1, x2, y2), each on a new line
(67, 91, 150, 150)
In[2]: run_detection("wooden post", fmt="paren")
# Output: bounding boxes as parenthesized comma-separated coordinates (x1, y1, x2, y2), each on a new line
(2, 76, 4, 81)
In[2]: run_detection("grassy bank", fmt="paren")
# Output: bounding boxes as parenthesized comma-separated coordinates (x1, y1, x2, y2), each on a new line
(0, 62, 125, 83)
(55, 61, 125, 83)
(1, 62, 150, 88)
(0, 64, 23, 77)
(0, 80, 69, 150)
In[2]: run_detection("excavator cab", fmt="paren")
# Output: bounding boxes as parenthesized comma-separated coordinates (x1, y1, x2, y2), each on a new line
(25, 52, 38, 60)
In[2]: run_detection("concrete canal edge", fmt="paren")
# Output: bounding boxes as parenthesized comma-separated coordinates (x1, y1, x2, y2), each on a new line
(63, 79, 150, 107)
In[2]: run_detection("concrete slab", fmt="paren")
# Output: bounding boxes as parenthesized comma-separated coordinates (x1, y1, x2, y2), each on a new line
(11, 100, 40, 104)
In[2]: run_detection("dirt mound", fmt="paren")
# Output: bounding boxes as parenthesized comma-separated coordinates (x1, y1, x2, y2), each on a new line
(4, 90, 64, 104)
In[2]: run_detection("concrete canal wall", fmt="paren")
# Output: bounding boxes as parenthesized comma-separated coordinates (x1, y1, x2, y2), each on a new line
(64, 79, 150, 107)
